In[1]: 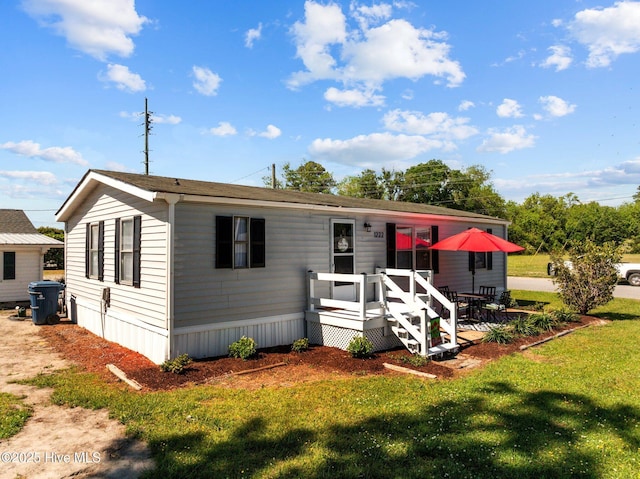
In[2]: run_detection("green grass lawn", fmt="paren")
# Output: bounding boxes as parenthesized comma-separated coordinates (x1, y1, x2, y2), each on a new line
(22, 291, 640, 479)
(0, 392, 31, 439)
(508, 254, 640, 278)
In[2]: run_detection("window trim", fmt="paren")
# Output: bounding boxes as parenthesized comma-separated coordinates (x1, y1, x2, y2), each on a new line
(85, 221, 104, 281)
(386, 223, 438, 273)
(115, 216, 142, 288)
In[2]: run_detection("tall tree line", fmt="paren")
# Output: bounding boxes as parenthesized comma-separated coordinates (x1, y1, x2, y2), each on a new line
(269, 161, 640, 254)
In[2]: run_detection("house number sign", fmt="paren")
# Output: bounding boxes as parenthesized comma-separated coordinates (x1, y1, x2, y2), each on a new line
(373, 231, 384, 238)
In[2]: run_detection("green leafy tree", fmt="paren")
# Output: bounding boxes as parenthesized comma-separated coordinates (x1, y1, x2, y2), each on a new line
(337, 169, 385, 199)
(280, 161, 336, 194)
(550, 240, 621, 314)
(399, 160, 453, 205)
(506, 193, 576, 253)
(38, 226, 64, 269)
(565, 202, 629, 246)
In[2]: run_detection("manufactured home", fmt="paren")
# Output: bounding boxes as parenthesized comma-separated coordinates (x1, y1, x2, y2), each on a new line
(56, 170, 513, 364)
(0, 209, 64, 304)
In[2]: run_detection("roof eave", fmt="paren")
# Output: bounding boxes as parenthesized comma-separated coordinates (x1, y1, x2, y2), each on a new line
(56, 170, 158, 222)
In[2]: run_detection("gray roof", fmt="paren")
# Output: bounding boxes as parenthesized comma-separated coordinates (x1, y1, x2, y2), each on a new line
(64, 169, 504, 222)
(0, 210, 63, 246)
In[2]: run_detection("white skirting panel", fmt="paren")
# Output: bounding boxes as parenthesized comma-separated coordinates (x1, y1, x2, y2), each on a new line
(173, 313, 305, 359)
(308, 321, 403, 352)
(72, 298, 169, 364)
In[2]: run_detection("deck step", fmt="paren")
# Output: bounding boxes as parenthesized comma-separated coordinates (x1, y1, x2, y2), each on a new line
(427, 343, 458, 355)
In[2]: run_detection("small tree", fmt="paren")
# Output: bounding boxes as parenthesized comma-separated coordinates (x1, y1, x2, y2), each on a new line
(550, 240, 621, 314)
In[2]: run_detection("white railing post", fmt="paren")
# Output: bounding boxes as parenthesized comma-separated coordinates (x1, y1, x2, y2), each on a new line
(360, 272, 367, 319)
(420, 308, 427, 357)
(409, 270, 416, 302)
(308, 270, 315, 312)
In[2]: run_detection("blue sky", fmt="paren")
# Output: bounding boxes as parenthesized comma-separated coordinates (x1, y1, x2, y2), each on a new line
(2, 0, 640, 227)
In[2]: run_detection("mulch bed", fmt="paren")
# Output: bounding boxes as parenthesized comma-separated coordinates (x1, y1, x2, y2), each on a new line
(36, 314, 601, 392)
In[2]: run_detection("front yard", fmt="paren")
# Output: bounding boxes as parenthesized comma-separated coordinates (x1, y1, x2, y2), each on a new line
(15, 290, 640, 478)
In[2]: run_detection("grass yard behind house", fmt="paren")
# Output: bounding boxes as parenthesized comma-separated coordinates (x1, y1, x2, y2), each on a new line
(22, 290, 640, 479)
(508, 253, 640, 278)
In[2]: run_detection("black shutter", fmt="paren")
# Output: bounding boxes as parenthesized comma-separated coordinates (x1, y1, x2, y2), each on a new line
(114, 219, 120, 284)
(386, 223, 396, 268)
(85, 223, 90, 278)
(215, 216, 233, 268)
(431, 226, 439, 274)
(98, 221, 105, 282)
(250, 218, 266, 268)
(487, 228, 493, 270)
(133, 215, 142, 288)
(3, 252, 16, 280)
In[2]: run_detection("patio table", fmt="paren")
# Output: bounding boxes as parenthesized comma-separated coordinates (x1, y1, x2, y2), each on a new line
(458, 293, 487, 320)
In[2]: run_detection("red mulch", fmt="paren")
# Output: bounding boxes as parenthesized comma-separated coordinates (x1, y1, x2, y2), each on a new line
(37, 314, 601, 392)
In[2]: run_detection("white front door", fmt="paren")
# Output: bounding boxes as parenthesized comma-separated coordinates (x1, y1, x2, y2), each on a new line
(331, 219, 356, 301)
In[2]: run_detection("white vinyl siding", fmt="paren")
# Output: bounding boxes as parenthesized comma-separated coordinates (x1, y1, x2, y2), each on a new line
(0, 247, 43, 302)
(64, 185, 168, 330)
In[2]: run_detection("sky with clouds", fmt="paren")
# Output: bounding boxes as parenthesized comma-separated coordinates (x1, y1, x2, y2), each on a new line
(1, 0, 640, 226)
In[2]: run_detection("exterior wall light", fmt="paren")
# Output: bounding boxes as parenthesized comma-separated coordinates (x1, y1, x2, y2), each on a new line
(364, 222, 372, 232)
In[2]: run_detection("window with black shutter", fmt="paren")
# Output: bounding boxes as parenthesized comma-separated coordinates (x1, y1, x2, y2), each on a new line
(216, 215, 265, 269)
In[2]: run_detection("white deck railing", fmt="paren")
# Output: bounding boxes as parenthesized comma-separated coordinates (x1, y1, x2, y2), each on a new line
(306, 269, 458, 355)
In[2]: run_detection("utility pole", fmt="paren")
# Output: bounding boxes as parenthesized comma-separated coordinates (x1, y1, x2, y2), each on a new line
(271, 163, 276, 189)
(143, 98, 153, 175)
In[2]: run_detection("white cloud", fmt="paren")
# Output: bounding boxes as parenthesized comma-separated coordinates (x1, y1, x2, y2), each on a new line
(324, 86, 385, 107)
(538, 95, 576, 117)
(383, 109, 478, 141)
(153, 114, 182, 125)
(192, 66, 222, 96)
(568, 1, 640, 68)
(496, 99, 524, 118)
(21, 0, 149, 61)
(0, 170, 58, 185)
(259, 124, 281, 139)
(350, 2, 392, 29)
(288, 1, 464, 99)
(458, 100, 475, 111)
(540, 45, 573, 71)
(100, 63, 146, 92)
(477, 125, 537, 154)
(245, 23, 262, 48)
(209, 122, 237, 136)
(1, 140, 88, 165)
(309, 132, 444, 166)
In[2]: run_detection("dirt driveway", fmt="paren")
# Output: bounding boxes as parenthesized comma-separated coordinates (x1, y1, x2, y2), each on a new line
(0, 311, 154, 478)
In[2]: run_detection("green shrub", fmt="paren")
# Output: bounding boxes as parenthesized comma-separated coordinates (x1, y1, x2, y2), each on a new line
(529, 312, 557, 332)
(228, 336, 258, 360)
(347, 336, 374, 358)
(482, 326, 514, 344)
(291, 338, 309, 353)
(160, 353, 192, 374)
(404, 354, 428, 367)
(552, 307, 579, 323)
(509, 316, 541, 337)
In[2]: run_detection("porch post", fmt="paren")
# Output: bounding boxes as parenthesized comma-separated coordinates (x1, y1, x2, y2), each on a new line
(360, 272, 367, 319)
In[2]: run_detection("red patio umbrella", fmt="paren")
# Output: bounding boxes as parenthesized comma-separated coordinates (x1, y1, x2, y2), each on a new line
(429, 228, 524, 291)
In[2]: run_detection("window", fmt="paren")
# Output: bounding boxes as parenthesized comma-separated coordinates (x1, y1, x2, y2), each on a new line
(386, 223, 439, 273)
(3, 252, 16, 280)
(115, 216, 141, 287)
(85, 222, 104, 281)
(468, 228, 493, 273)
(216, 216, 265, 269)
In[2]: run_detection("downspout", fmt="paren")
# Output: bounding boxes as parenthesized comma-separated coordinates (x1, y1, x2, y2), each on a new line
(163, 194, 181, 361)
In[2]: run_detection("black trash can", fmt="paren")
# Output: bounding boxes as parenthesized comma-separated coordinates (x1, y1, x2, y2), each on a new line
(28, 281, 65, 325)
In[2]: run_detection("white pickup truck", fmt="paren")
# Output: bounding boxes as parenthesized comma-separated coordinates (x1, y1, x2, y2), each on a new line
(547, 261, 640, 286)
